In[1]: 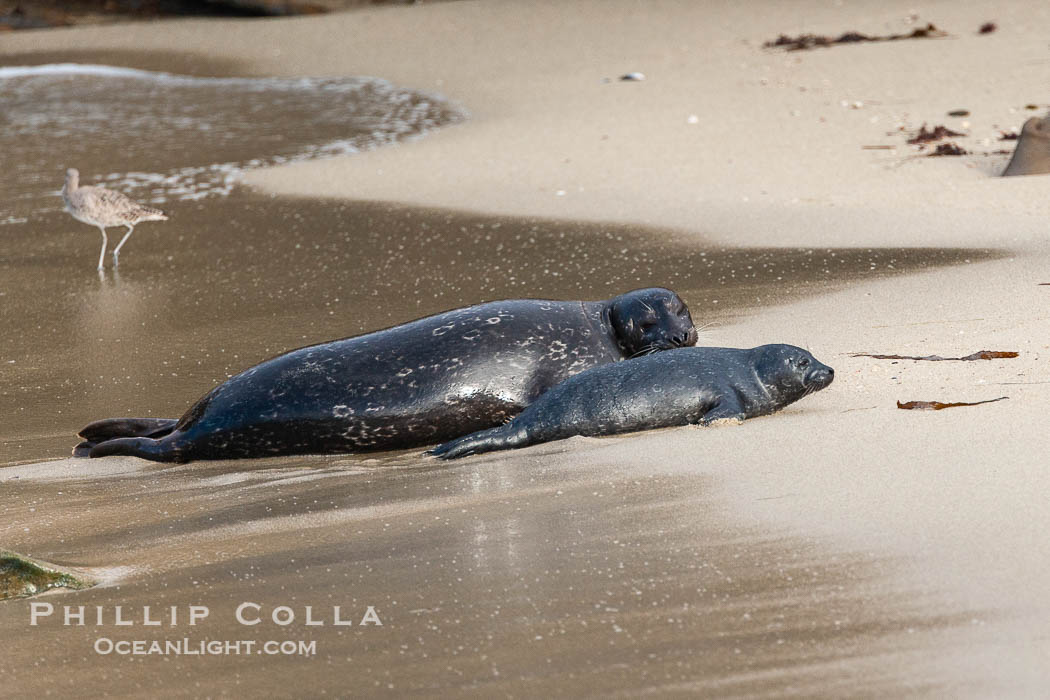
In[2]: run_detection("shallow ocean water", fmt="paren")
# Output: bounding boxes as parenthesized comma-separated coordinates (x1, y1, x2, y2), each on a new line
(0, 60, 464, 461)
(0, 63, 465, 223)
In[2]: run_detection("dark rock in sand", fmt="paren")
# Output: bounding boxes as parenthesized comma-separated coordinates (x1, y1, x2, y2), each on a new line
(0, 552, 87, 600)
(0, 4, 73, 30)
(0, 0, 427, 30)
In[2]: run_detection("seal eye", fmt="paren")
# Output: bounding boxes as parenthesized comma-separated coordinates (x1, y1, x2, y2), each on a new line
(798, 357, 810, 368)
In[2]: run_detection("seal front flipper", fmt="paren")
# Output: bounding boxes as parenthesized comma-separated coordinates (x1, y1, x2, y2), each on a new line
(427, 425, 528, 460)
(697, 397, 746, 427)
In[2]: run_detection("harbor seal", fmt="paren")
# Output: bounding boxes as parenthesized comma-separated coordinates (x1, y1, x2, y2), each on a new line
(428, 344, 833, 460)
(1002, 115, 1050, 176)
(80, 288, 698, 462)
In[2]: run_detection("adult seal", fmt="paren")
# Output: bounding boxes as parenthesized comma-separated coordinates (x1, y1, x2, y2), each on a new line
(429, 344, 834, 459)
(1002, 114, 1050, 176)
(79, 288, 698, 462)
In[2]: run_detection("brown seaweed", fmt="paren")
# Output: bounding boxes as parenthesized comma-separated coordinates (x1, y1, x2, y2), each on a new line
(947, 109, 970, 117)
(764, 23, 946, 51)
(928, 142, 968, 156)
(897, 397, 1008, 411)
(907, 124, 965, 144)
(852, 350, 1019, 361)
(978, 22, 997, 34)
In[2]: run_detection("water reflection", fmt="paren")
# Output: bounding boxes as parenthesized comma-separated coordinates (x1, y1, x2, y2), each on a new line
(75, 270, 150, 394)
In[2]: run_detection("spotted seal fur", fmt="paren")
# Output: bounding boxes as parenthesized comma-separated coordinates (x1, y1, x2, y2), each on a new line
(429, 344, 833, 459)
(80, 288, 697, 462)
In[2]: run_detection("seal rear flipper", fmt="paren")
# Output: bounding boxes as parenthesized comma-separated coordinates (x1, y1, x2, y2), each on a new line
(88, 436, 184, 463)
(72, 440, 95, 458)
(427, 426, 526, 460)
(78, 417, 179, 442)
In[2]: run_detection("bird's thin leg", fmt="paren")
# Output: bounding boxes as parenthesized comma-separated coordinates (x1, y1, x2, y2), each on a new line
(97, 227, 108, 271)
(113, 224, 135, 266)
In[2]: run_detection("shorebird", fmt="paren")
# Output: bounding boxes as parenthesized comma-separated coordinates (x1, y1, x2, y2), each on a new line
(61, 168, 168, 270)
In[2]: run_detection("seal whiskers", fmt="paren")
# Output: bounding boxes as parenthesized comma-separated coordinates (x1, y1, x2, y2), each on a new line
(629, 344, 660, 359)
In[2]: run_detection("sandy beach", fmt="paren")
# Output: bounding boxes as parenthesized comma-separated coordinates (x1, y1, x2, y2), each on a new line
(2, 0, 1050, 696)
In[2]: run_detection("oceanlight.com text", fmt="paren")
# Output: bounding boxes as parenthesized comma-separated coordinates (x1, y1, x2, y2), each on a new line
(94, 638, 317, 657)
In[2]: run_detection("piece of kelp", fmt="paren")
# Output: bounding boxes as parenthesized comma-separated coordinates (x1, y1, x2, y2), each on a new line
(897, 397, 1008, 410)
(852, 350, 1018, 361)
(907, 124, 964, 144)
(0, 553, 86, 599)
(764, 23, 947, 51)
(928, 142, 968, 156)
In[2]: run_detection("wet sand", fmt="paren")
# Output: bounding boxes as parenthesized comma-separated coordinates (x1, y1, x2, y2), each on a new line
(1, 445, 978, 697)
(4, 0, 1050, 697)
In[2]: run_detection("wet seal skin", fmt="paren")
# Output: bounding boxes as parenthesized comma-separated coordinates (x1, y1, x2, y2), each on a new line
(429, 344, 834, 460)
(78, 288, 697, 462)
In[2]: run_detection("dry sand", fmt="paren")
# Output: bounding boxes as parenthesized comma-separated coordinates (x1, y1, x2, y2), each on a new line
(3, 0, 1050, 696)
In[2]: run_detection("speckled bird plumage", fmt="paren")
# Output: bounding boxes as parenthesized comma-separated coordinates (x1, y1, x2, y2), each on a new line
(62, 168, 168, 270)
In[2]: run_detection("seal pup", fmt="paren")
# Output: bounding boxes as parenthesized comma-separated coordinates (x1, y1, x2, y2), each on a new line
(80, 288, 698, 462)
(61, 168, 168, 269)
(429, 344, 833, 460)
(1002, 115, 1050, 176)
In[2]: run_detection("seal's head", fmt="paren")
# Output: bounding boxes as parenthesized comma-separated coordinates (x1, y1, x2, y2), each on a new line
(755, 344, 835, 404)
(608, 288, 698, 358)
